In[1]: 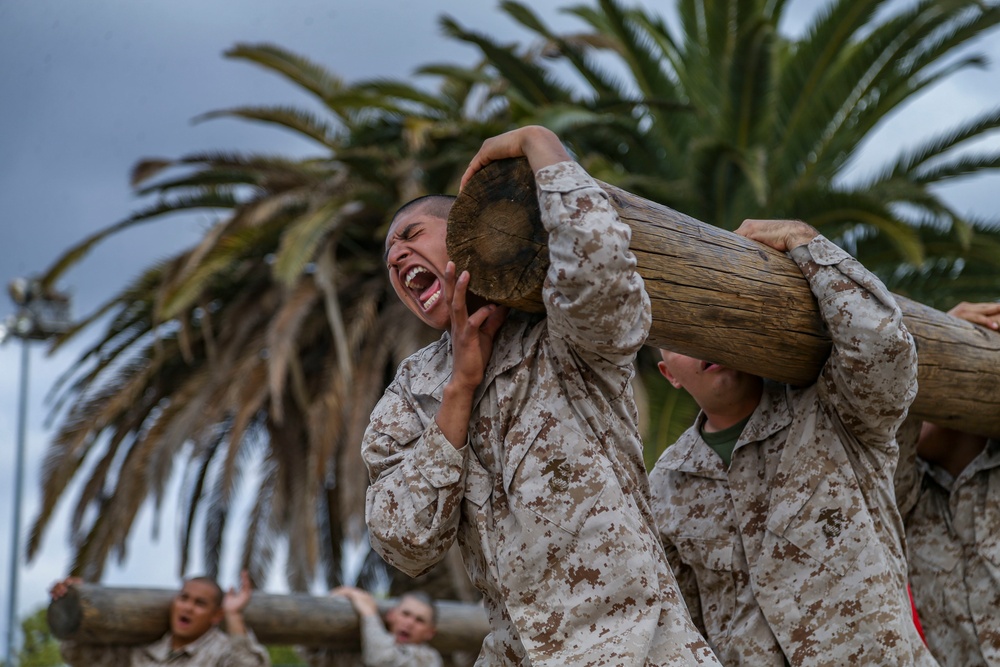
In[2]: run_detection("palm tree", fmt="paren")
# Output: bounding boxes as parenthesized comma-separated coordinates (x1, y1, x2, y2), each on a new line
(439, 0, 1000, 455)
(27, 44, 505, 602)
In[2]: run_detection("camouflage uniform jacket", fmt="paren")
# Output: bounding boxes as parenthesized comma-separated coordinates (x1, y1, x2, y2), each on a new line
(896, 427, 1000, 666)
(358, 614, 443, 667)
(59, 627, 270, 666)
(649, 236, 935, 666)
(364, 162, 720, 667)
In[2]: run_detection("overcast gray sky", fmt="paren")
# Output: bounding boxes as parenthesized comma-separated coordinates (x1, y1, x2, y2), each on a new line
(1, 0, 998, 654)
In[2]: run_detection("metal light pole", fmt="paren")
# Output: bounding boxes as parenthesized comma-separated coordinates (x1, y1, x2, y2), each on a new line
(1, 277, 71, 667)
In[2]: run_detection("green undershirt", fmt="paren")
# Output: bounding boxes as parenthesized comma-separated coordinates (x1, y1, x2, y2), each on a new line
(700, 415, 752, 468)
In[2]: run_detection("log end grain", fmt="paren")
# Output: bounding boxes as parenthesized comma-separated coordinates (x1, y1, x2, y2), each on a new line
(448, 157, 547, 313)
(47, 588, 83, 640)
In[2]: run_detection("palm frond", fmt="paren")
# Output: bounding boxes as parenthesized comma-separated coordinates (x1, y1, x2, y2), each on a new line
(272, 201, 361, 286)
(37, 193, 235, 293)
(440, 15, 574, 108)
(888, 107, 1000, 179)
(225, 43, 346, 106)
(194, 105, 342, 149)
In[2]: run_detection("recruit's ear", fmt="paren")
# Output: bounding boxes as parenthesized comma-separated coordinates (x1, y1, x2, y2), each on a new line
(657, 357, 682, 390)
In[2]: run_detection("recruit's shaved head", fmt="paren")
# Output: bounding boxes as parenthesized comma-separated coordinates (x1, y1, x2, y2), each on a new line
(391, 194, 457, 228)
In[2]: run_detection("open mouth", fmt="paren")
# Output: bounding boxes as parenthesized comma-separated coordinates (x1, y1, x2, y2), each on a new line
(702, 361, 721, 372)
(404, 266, 442, 311)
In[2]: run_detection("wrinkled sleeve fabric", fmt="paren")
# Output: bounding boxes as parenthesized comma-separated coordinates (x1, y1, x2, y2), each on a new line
(893, 415, 925, 517)
(649, 457, 708, 637)
(662, 537, 706, 637)
(359, 615, 443, 667)
(535, 162, 652, 369)
(359, 615, 402, 667)
(789, 236, 917, 455)
(364, 374, 468, 577)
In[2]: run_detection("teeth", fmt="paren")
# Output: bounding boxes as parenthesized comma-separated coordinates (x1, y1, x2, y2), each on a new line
(422, 289, 441, 310)
(404, 266, 427, 288)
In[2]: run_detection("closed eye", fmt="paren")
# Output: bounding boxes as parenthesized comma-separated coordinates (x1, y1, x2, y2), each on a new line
(384, 222, 422, 263)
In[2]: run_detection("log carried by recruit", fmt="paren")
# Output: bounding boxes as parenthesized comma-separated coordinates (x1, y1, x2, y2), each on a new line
(450, 157, 1000, 438)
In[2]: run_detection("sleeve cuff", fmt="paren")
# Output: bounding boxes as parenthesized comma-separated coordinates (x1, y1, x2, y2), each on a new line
(534, 161, 596, 193)
(789, 234, 850, 266)
(413, 420, 468, 488)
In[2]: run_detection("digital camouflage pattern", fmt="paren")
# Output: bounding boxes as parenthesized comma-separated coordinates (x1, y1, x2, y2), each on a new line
(364, 162, 720, 666)
(896, 423, 1000, 667)
(60, 627, 270, 667)
(649, 236, 936, 666)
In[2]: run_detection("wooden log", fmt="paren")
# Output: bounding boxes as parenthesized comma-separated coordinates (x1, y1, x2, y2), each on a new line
(47, 584, 489, 653)
(449, 158, 1000, 437)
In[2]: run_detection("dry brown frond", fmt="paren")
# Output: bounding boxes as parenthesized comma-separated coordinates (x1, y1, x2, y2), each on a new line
(266, 277, 320, 423)
(220, 354, 269, 500)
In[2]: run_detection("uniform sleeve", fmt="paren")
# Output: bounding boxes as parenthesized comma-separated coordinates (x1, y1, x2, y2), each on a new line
(535, 162, 652, 367)
(224, 632, 271, 666)
(359, 615, 404, 666)
(648, 464, 706, 634)
(357, 615, 443, 667)
(59, 641, 131, 667)
(789, 236, 918, 453)
(893, 415, 925, 517)
(364, 381, 467, 577)
(662, 538, 706, 637)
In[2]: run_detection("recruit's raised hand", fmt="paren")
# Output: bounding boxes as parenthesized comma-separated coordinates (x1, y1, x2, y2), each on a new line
(443, 260, 508, 394)
(221, 570, 254, 636)
(433, 258, 508, 450)
(49, 576, 84, 601)
(332, 586, 379, 618)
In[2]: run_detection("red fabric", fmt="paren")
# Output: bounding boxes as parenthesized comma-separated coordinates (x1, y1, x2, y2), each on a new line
(909, 583, 927, 644)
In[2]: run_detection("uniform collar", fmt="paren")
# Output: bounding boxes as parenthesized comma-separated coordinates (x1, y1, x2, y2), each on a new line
(660, 382, 791, 479)
(975, 437, 1000, 470)
(739, 382, 792, 444)
(936, 437, 1000, 490)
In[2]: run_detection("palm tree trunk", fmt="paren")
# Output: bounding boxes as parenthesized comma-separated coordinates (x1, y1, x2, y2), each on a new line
(450, 158, 1000, 438)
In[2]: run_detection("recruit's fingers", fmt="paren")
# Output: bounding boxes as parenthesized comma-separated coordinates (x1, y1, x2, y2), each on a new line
(481, 304, 509, 338)
(465, 303, 502, 330)
(443, 262, 470, 327)
(460, 135, 516, 190)
(948, 301, 1000, 330)
(460, 126, 571, 190)
(49, 577, 83, 600)
(735, 219, 818, 252)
